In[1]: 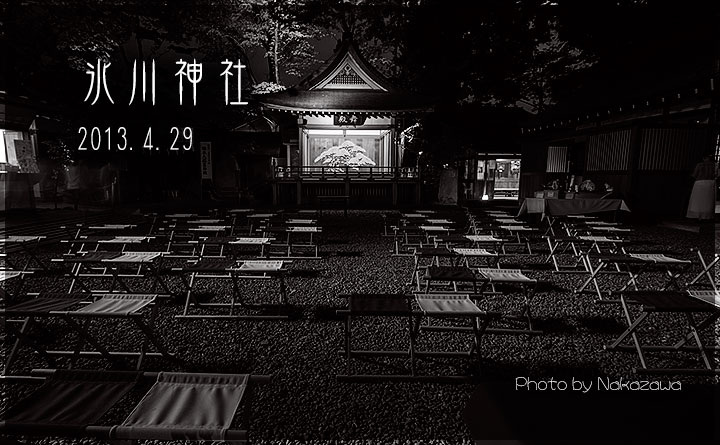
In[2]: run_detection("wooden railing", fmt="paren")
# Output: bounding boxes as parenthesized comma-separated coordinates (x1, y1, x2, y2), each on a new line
(274, 166, 419, 180)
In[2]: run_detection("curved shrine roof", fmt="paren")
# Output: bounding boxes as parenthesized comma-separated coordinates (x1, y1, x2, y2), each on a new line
(257, 36, 433, 116)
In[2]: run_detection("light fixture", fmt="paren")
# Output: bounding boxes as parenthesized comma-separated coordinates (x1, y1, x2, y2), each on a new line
(481, 194, 489, 201)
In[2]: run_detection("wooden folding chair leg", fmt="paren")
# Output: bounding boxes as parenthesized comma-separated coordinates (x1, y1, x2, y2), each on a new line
(63, 316, 125, 368)
(684, 313, 714, 370)
(181, 272, 197, 316)
(278, 275, 288, 305)
(4, 318, 57, 373)
(409, 315, 419, 376)
(671, 312, 720, 350)
(132, 317, 177, 363)
(607, 299, 649, 369)
(688, 251, 718, 290)
(344, 314, 352, 376)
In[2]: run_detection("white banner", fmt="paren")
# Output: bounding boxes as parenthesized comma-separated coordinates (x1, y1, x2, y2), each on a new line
(200, 142, 212, 179)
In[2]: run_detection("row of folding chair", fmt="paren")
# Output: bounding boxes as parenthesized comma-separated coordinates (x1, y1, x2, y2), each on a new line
(339, 209, 553, 381)
(389, 210, 466, 256)
(465, 208, 542, 254)
(1, 368, 271, 443)
(2, 292, 177, 375)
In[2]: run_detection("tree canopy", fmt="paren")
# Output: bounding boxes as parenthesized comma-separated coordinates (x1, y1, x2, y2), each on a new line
(3, 1, 715, 120)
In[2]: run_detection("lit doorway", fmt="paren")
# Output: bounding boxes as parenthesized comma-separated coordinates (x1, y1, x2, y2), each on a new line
(469, 154, 521, 201)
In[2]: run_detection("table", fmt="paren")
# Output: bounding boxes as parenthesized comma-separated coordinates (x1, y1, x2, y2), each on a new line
(517, 198, 630, 217)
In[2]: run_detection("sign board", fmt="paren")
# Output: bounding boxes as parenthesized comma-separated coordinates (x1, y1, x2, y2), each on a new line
(14, 139, 39, 173)
(200, 142, 212, 179)
(333, 114, 367, 126)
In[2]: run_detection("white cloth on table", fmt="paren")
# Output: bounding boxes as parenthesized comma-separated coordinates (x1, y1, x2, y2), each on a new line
(686, 179, 715, 220)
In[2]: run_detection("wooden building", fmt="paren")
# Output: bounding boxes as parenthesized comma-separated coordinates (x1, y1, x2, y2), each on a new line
(518, 77, 718, 218)
(258, 34, 433, 207)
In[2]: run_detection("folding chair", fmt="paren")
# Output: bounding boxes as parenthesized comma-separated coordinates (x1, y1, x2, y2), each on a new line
(284, 218, 317, 226)
(419, 225, 453, 244)
(431, 234, 474, 249)
(61, 236, 115, 254)
(544, 235, 627, 273)
(1, 270, 31, 301)
(605, 290, 720, 375)
(493, 217, 525, 225)
(63, 236, 155, 255)
(0, 236, 48, 271)
(74, 224, 140, 241)
(95, 252, 172, 295)
(588, 225, 632, 234)
(227, 208, 254, 235)
(2, 293, 86, 374)
(180, 236, 272, 260)
(452, 248, 500, 268)
(409, 247, 457, 288)
(381, 212, 400, 237)
(465, 235, 508, 254)
(390, 222, 426, 256)
(485, 210, 510, 217)
(3, 293, 177, 374)
(494, 225, 538, 254)
(52, 251, 125, 294)
(422, 266, 480, 295)
(0, 369, 271, 443)
(247, 213, 279, 235)
(188, 225, 232, 238)
(228, 237, 273, 258)
(175, 258, 291, 319)
(686, 249, 718, 291)
(163, 213, 198, 220)
(425, 217, 453, 224)
(336, 293, 498, 382)
(280, 226, 322, 259)
(576, 253, 693, 303)
(475, 268, 543, 335)
(186, 218, 223, 225)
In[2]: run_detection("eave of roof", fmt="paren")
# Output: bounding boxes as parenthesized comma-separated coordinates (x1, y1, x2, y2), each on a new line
(257, 89, 434, 115)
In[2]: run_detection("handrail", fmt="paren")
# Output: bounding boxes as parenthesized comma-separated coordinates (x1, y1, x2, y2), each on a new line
(274, 165, 418, 180)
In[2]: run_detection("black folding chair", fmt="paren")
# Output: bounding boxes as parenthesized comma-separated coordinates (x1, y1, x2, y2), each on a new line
(0, 369, 271, 443)
(336, 293, 498, 382)
(605, 290, 720, 375)
(3, 293, 177, 375)
(174, 258, 292, 320)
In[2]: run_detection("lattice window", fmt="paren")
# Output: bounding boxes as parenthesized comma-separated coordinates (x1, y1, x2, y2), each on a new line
(546, 146, 568, 173)
(328, 64, 366, 86)
(586, 129, 632, 171)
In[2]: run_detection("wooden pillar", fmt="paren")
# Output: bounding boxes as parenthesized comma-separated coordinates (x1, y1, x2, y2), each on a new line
(627, 125, 643, 210)
(344, 177, 350, 206)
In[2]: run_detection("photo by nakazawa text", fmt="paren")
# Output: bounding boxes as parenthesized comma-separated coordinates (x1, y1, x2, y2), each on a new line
(596, 377, 682, 391)
(515, 376, 682, 392)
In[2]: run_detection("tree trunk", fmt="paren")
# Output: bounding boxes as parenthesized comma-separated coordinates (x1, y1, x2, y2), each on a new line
(267, 55, 276, 84)
(273, 20, 280, 83)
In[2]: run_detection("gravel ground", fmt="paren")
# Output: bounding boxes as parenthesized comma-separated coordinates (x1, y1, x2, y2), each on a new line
(2, 209, 718, 444)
